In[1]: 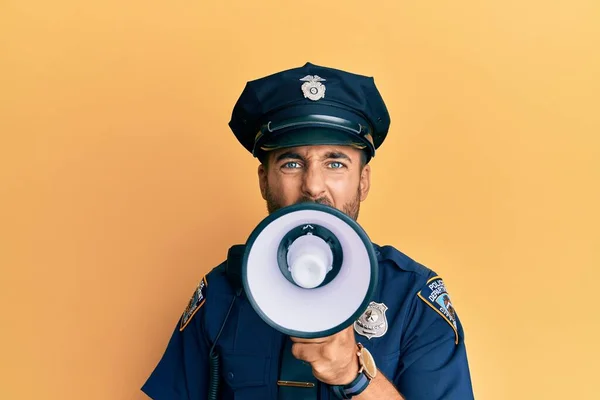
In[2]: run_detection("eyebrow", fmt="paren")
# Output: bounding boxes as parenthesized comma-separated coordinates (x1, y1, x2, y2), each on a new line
(324, 152, 352, 163)
(275, 152, 304, 163)
(275, 151, 353, 163)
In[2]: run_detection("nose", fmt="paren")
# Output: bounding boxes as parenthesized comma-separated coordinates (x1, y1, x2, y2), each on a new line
(301, 164, 327, 200)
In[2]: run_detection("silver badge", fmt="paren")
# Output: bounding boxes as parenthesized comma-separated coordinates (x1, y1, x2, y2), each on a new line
(354, 301, 388, 339)
(300, 75, 326, 101)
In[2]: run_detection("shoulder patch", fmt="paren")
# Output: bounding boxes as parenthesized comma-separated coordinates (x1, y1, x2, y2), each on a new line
(417, 276, 459, 344)
(180, 276, 207, 331)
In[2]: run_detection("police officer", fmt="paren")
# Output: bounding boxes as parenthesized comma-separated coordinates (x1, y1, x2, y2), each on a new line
(141, 62, 475, 400)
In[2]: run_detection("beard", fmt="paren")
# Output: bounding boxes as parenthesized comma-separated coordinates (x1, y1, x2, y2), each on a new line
(264, 184, 362, 221)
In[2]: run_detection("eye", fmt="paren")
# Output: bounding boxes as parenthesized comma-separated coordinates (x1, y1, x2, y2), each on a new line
(283, 161, 302, 169)
(328, 161, 345, 169)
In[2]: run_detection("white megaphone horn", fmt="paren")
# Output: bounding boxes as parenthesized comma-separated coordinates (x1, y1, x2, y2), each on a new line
(227, 202, 379, 339)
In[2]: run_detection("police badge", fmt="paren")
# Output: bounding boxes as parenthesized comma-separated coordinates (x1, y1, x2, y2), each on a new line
(354, 301, 388, 339)
(300, 75, 326, 101)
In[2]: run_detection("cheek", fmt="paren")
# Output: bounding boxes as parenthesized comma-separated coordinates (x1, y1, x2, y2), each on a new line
(325, 175, 360, 200)
(268, 174, 302, 200)
(327, 172, 359, 189)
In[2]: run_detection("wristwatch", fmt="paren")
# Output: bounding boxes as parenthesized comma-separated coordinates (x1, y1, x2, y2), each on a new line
(331, 343, 377, 399)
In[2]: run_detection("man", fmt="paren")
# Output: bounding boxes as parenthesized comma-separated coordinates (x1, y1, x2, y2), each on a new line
(141, 62, 475, 399)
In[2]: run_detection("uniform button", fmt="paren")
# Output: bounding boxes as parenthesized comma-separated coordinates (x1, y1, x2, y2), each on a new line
(227, 372, 234, 380)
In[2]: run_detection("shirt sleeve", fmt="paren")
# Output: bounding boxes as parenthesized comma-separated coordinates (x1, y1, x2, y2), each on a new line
(393, 275, 475, 400)
(141, 279, 211, 400)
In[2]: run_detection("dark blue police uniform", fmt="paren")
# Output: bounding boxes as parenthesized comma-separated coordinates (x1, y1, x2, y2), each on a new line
(141, 63, 475, 400)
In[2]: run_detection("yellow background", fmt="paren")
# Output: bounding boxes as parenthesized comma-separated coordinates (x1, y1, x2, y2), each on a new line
(1, 1, 599, 399)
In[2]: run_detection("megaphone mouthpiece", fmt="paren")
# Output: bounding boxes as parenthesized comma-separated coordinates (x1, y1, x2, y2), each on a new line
(287, 234, 333, 289)
(289, 253, 327, 289)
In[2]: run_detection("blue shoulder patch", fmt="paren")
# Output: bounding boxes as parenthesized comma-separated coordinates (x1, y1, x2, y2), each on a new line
(180, 276, 207, 331)
(417, 276, 459, 344)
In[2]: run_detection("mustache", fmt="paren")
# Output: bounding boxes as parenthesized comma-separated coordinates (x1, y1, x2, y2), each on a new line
(296, 196, 333, 207)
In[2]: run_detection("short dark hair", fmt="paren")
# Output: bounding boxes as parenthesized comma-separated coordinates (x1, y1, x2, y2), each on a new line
(359, 150, 368, 168)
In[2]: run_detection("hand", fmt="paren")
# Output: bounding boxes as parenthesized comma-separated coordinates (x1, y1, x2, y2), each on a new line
(289, 325, 360, 385)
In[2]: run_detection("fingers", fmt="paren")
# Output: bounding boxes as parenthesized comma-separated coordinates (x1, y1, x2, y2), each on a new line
(290, 324, 354, 343)
(291, 342, 322, 363)
(289, 325, 356, 358)
(291, 339, 349, 364)
(290, 337, 359, 385)
(289, 336, 328, 344)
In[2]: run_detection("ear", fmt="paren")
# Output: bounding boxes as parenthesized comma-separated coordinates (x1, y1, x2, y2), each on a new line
(359, 164, 371, 201)
(258, 163, 268, 200)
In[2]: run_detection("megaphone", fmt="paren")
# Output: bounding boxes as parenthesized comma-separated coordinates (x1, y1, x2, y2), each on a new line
(237, 202, 378, 339)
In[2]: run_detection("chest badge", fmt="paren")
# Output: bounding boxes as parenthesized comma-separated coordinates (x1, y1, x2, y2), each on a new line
(354, 301, 388, 339)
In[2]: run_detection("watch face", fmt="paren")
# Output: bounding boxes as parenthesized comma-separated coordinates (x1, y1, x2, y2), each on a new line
(360, 347, 378, 379)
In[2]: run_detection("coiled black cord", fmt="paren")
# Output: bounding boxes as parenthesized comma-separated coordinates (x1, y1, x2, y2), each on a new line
(207, 288, 242, 400)
(208, 350, 221, 400)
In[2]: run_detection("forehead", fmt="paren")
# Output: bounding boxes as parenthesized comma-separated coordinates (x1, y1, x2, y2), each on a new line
(267, 145, 362, 160)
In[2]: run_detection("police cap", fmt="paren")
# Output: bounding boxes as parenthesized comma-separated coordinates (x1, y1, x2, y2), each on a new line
(228, 62, 391, 163)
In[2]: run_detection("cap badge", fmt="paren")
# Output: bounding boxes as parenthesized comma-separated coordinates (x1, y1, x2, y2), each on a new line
(354, 301, 388, 339)
(300, 75, 326, 101)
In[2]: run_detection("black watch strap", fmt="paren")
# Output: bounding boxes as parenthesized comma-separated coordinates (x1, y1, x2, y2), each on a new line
(330, 372, 370, 399)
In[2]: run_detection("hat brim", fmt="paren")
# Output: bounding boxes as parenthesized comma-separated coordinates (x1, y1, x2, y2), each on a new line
(256, 128, 374, 156)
